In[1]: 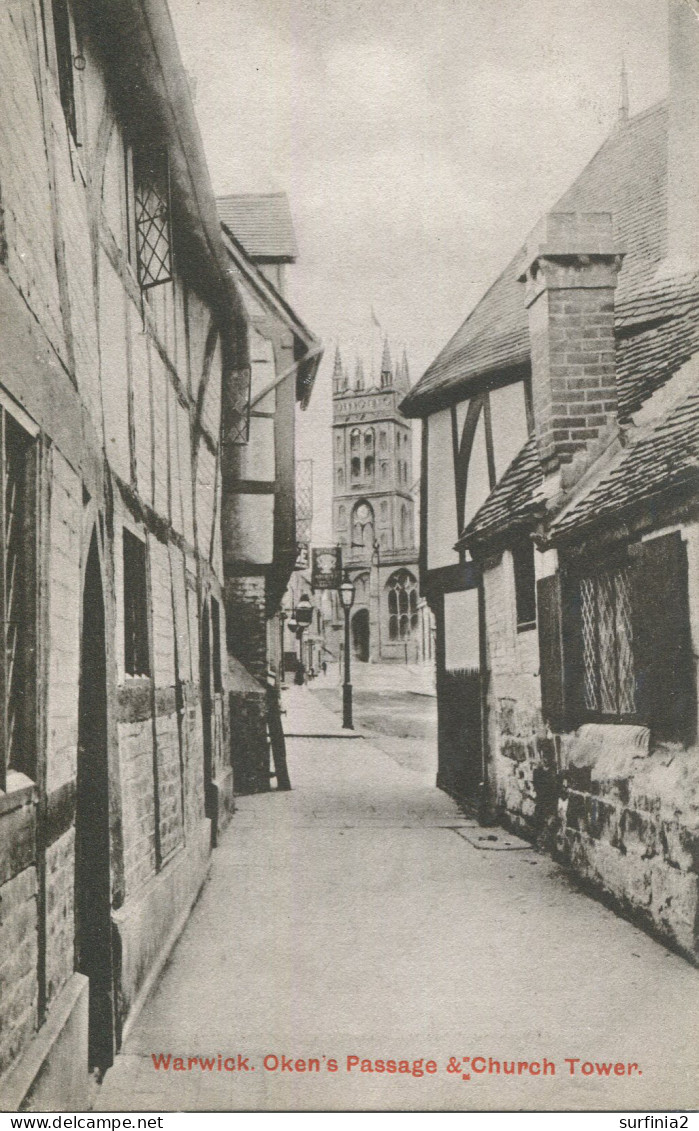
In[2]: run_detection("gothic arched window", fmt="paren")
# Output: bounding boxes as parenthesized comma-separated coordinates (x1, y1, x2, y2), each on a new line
(381, 461, 389, 481)
(337, 466, 344, 488)
(364, 429, 374, 450)
(387, 570, 418, 641)
(335, 433, 343, 452)
(351, 456, 361, 481)
(352, 501, 374, 549)
(379, 430, 387, 452)
(364, 455, 374, 480)
(350, 429, 361, 452)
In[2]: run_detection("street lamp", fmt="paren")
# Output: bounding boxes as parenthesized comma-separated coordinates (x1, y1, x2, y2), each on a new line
(290, 593, 313, 685)
(338, 572, 355, 729)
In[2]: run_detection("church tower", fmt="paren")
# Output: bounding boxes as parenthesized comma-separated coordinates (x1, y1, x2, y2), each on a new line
(331, 337, 419, 662)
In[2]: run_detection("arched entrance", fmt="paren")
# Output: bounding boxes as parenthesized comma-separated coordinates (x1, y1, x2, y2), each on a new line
(75, 531, 115, 1073)
(352, 607, 370, 661)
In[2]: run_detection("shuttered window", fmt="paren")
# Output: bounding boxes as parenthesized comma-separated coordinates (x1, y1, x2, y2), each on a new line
(629, 533, 696, 745)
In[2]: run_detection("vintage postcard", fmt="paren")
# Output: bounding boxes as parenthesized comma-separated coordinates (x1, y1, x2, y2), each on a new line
(0, 0, 698, 1118)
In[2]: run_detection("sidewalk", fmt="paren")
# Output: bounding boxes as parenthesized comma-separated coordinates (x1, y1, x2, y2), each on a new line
(281, 684, 362, 738)
(310, 659, 436, 697)
(98, 719, 699, 1112)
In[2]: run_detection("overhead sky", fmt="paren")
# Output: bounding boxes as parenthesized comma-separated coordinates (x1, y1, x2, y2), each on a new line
(169, 0, 668, 541)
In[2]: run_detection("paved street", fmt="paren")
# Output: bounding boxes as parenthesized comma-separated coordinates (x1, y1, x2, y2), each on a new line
(98, 688, 699, 1112)
(313, 686, 436, 779)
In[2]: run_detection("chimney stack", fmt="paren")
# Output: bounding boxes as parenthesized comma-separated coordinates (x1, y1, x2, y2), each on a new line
(666, 0, 699, 272)
(518, 212, 624, 474)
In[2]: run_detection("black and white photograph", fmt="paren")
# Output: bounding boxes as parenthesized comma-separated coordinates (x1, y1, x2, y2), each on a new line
(0, 0, 698, 1117)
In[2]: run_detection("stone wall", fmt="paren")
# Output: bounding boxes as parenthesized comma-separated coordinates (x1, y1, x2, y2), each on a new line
(483, 550, 699, 964)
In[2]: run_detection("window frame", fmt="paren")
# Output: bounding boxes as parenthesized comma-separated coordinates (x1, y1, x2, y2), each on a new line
(126, 145, 174, 293)
(211, 597, 223, 694)
(123, 528, 151, 679)
(571, 552, 638, 726)
(512, 539, 537, 633)
(0, 411, 39, 788)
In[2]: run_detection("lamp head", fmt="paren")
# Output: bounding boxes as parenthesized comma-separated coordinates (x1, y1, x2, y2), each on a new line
(338, 572, 356, 610)
(296, 593, 314, 628)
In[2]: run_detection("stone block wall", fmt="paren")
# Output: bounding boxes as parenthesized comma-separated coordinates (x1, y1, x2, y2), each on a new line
(0, 853, 38, 1078)
(45, 829, 75, 1011)
(483, 552, 699, 964)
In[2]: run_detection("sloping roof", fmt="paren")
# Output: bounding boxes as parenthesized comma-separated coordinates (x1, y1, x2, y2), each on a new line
(458, 437, 544, 547)
(402, 103, 668, 417)
(433, 96, 699, 549)
(548, 382, 699, 538)
(217, 193, 298, 261)
(219, 225, 322, 409)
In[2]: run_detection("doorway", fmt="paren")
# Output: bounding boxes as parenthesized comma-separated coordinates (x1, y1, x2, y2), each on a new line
(75, 531, 114, 1073)
(352, 607, 370, 662)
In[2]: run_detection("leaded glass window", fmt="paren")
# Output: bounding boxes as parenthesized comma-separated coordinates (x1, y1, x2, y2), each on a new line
(133, 149, 173, 290)
(580, 567, 635, 718)
(387, 569, 418, 642)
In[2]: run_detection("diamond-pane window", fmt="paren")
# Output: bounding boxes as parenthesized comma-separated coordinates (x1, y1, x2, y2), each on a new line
(133, 149, 172, 290)
(580, 566, 636, 719)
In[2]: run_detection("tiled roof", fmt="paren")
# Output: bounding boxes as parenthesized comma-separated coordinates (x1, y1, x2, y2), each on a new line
(459, 437, 544, 546)
(616, 275, 699, 417)
(217, 193, 298, 261)
(548, 383, 699, 537)
(402, 103, 668, 417)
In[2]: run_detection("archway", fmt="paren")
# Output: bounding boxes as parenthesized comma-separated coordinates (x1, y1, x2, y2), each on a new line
(351, 607, 370, 662)
(75, 531, 114, 1073)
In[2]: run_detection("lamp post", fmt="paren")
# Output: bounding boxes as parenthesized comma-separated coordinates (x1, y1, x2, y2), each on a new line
(290, 593, 313, 685)
(338, 572, 355, 729)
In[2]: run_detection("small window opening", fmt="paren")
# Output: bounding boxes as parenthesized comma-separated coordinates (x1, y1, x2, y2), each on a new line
(1, 414, 38, 785)
(132, 148, 173, 290)
(211, 597, 223, 693)
(513, 540, 537, 631)
(123, 529, 150, 677)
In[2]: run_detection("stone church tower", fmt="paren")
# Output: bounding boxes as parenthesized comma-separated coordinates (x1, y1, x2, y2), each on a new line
(331, 340, 421, 662)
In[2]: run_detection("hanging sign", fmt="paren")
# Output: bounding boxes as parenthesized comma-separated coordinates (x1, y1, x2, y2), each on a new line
(312, 546, 342, 590)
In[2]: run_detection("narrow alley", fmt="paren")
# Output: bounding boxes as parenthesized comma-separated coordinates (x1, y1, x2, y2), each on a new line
(98, 689, 699, 1113)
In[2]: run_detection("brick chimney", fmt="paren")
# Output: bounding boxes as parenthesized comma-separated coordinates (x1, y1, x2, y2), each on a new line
(665, 0, 699, 273)
(517, 211, 624, 474)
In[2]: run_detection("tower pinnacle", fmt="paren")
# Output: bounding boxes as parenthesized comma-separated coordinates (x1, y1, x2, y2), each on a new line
(332, 344, 346, 395)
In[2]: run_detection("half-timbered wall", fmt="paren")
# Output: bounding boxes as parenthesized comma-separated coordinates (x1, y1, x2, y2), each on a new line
(0, 1, 231, 1104)
(424, 381, 529, 583)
